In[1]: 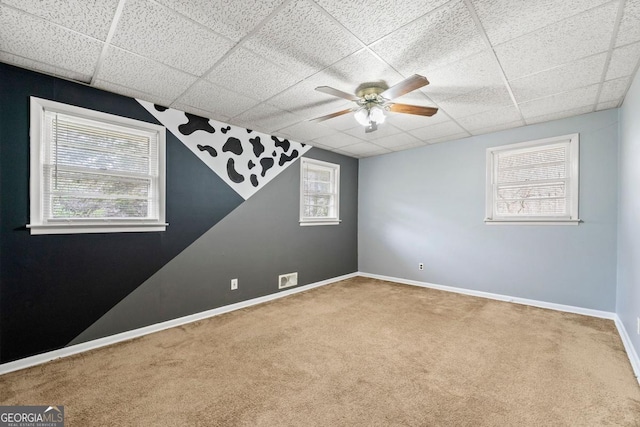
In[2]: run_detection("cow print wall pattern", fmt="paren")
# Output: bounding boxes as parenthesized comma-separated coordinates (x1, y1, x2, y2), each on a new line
(139, 100, 312, 200)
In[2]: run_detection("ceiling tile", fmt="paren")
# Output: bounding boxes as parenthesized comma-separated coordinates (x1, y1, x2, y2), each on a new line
(385, 108, 449, 131)
(615, 0, 640, 47)
(111, 0, 234, 76)
(154, 0, 285, 41)
(312, 133, 365, 149)
(519, 84, 599, 120)
(373, 132, 423, 149)
(344, 123, 404, 140)
(606, 41, 640, 80)
(93, 79, 173, 107)
(0, 51, 91, 82)
(231, 103, 304, 133)
(335, 142, 391, 157)
(600, 76, 631, 103)
(437, 86, 513, 118)
(409, 120, 468, 141)
(468, 120, 524, 136)
(0, 5, 103, 76)
(205, 48, 300, 101)
(242, 0, 362, 79)
(314, 112, 362, 131)
(315, 0, 448, 44)
(370, 0, 486, 75)
(277, 120, 336, 141)
(177, 79, 259, 118)
(389, 141, 428, 152)
(170, 102, 230, 122)
(266, 79, 352, 120)
(525, 105, 593, 125)
(510, 53, 607, 103)
(596, 100, 620, 110)
(495, 1, 618, 80)
(471, 0, 609, 45)
(1, 0, 119, 40)
(426, 132, 469, 144)
(424, 50, 507, 103)
(456, 105, 523, 131)
(97, 47, 198, 101)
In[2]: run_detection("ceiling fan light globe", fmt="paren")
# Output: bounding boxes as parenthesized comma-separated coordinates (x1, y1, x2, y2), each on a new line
(354, 108, 370, 126)
(369, 105, 386, 124)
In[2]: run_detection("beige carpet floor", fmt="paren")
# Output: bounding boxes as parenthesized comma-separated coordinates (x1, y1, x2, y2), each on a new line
(1, 277, 639, 426)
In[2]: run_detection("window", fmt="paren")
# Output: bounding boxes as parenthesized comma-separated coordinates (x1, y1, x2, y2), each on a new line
(300, 158, 340, 226)
(28, 97, 166, 234)
(485, 133, 580, 225)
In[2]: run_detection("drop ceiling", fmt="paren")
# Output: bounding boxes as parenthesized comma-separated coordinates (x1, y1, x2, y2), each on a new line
(1, 0, 638, 158)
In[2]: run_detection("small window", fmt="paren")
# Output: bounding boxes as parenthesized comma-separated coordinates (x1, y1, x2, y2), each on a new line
(300, 158, 340, 226)
(28, 97, 167, 234)
(485, 133, 580, 225)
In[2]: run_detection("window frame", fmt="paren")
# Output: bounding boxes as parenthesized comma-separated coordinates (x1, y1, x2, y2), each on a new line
(485, 133, 580, 225)
(299, 157, 341, 226)
(28, 96, 167, 235)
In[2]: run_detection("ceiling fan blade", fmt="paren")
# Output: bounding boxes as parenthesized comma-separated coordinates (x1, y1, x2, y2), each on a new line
(308, 108, 354, 123)
(388, 103, 438, 116)
(315, 86, 360, 101)
(380, 74, 430, 100)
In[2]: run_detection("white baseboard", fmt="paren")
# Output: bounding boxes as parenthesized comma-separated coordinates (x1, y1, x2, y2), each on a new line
(614, 315, 640, 385)
(359, 272, 640, 385)
(0, 272, 358, 376)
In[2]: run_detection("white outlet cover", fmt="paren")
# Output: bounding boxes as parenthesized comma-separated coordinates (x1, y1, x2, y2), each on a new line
(278, 272, 298, 289)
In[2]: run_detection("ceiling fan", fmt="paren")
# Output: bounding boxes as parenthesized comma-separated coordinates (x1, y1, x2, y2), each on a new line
(309, 74, 438, 133)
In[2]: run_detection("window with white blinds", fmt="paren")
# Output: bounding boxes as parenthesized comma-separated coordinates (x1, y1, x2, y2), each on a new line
(485, 134, 580, 224)
(29, 97, 166, 234)
(300, 158, 340, 226)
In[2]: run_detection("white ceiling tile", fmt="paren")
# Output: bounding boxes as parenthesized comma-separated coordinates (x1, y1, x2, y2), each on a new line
(315, 0, 448, 44)
(424, 51, 507, 103)
(266, 79, 352, 120)
(242, 0, 362, 79)
(525, 105, 594, 125)
(605, 41, 640, 80)
(373, 132, 423, 149)
(437, 86, 513, 118)
(596, 100, 620, 110)
(389, 141, 428, 152)
(385, 108, 449, 131)
(111, 0, 234, 76)
(426, 132, 469, 144)
(409, 120, 468, 141)
(519, 84, 599, 120)
(170, 102, 230, 122)
(312, 133, 365, 149)
(456, 105, 523, 131)
(0, 51, 91, 82)
(93, 79, 173, 107)
(205, 48, 300, 101)
(335, 142, 391, 157)
(97, 46, 198, 100)
(471, 0, 610, 45)
(344, 123, 403, 140)
(231, 103, 304, 133)
(510, 53, 607, 103)
(177, 79, 259, 118)
(2, 0, 119, 40)
(314, 111, 363, 131)
(307, 141, 334, 151)
(615, 0, 640, 46)
(371, 0, 486, 75)
(277, 120, 336, 141)
(0, 5, 103, 76)
(495, 2, 618, 80)
(154, 0, 285, 41)
(468, 120, 524, 136)
(600, 76, 631, 103)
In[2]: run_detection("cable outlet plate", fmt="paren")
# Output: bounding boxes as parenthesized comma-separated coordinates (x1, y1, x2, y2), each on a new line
(419, 263, 424, 271)
(231, 278, 238, 290)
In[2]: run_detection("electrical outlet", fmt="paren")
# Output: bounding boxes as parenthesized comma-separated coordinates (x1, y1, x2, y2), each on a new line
(418, 263, 424, 271)
(231, 278, 238, 290)
(279, 272, 298, 289)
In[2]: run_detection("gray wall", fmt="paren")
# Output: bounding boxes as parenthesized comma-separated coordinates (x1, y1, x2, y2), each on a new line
(617, 70, 640, 357)
(359, 109, 619, 311)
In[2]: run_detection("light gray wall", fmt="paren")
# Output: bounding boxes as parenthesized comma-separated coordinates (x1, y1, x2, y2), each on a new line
(617, 70, 640, 357)
(359, 110, 619, 311)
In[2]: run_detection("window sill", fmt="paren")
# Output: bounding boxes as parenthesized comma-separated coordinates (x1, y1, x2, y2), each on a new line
(27, 222, 168, 235)
(484, 219, 581, 226)
(299, 220, 341, 227)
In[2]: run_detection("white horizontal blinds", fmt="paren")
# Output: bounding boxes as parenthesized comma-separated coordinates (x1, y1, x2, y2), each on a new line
(494, 142, 570, 217)
(43, 110, 158, 220)
(303, 162, 335, 219)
